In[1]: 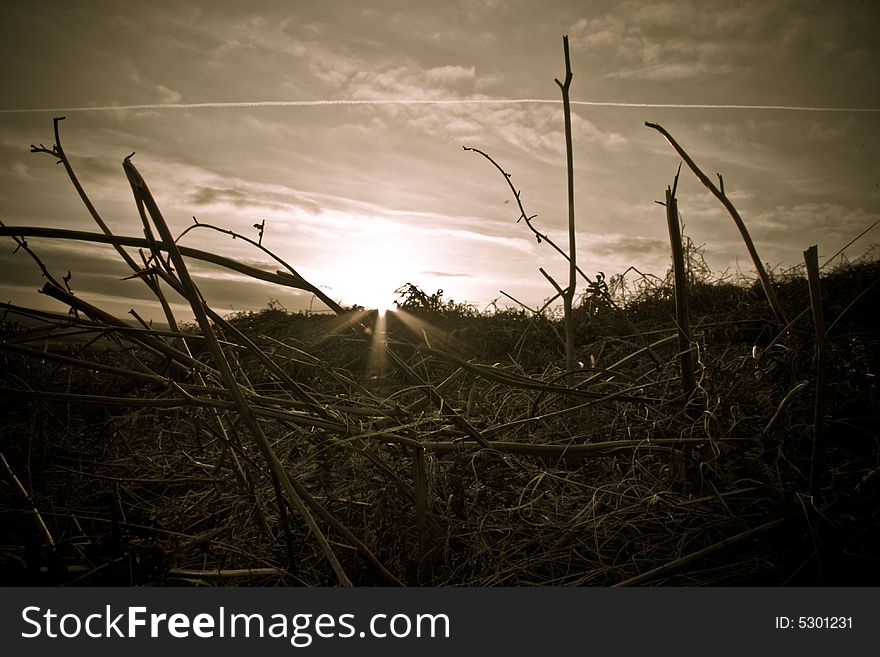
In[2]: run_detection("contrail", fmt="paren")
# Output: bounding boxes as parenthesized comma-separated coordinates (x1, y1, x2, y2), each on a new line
(1, 98, 878, 114)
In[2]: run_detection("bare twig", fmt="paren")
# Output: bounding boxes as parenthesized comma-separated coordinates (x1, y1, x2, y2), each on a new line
(177, 220, 343, 313)
(645, 121, 787, 325)
(31, 118, 185, 332)
(463, 147, 580, 273)
(555, 34, 578, 373)
(1, 452, 56, 550)
(0, 225, 339, 308)
(463, 148, 663, 367)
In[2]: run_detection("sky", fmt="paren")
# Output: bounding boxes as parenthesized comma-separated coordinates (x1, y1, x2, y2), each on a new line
(0, 0, 878, 321)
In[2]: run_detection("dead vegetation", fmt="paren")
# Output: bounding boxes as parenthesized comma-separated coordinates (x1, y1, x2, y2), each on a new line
(1, 66, 879, 586)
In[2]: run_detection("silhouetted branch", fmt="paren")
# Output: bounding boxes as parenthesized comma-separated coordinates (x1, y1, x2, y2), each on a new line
(555, 34, 578, 373)
(463, 146, 602, 288)
(31, 119, 186, 333)
(465, 141, 662, 367)
(122, 157, 357, 587)
(662, 170, 696, 399)
(645, 121, 787, 325)
(0, 225, 339, 307)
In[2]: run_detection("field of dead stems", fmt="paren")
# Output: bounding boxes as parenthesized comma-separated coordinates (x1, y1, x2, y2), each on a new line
(2, 240, 878, 585)
(1, 109, 879, 587)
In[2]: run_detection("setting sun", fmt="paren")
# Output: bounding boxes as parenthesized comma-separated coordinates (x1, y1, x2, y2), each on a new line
(320, 216, 418, 312)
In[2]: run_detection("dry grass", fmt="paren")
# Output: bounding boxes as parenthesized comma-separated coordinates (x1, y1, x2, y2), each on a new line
(1, 119, 879, 587)
(3, 256, 879, 586)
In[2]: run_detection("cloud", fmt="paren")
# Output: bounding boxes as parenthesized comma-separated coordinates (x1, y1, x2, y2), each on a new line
(346, 64, 481, 102)
(405, 102, 627, 161)
(113, 151, 326, 221)
(572, 0, 880, 86)
(604, 61, 735, 81)
(157, 84, 182, 104)
(424, 65, 477, 87)
(434, 226, 535, 254)
(186, 184, 320, 215)
(751, 203, 878, 242)
(178, 8, 625, 157)
(587, 233, 668, 260)
(10, 161, 30, 180)
(189, 186, 250, 206)
(571, 1, 782, 81)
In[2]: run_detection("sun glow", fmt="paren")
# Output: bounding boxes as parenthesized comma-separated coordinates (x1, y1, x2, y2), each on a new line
(336, 258, 399, 313)
(322, 220, 418, 312)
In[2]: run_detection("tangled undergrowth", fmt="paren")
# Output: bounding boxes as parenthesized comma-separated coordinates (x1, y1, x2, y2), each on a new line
(2, 256, 878, 586)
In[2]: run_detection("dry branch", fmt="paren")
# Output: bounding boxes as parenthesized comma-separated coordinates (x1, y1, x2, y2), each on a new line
(1, 452, 56, 550)
(555, 34, 578, 373)
(0, 225, 341, 311)
(462, 147, 663, 367)
(122, 156, 354, 586)
(663, 167, 696, 398)
(645, 121, 787, 325)
(31, 117, 185, 332)
(424, 436, 749, 457)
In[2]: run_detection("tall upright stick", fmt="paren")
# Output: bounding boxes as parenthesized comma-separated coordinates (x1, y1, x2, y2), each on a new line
(555, 35, 577, 373)
(803, 245, 826, 496)
(664, 170, 696, 399)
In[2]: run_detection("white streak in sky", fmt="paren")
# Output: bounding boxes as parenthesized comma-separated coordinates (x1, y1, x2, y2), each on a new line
(1, 99, 879, 114)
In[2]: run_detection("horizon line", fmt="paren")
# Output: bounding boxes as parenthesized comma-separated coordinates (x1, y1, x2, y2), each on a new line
(2, 98, 880, 114)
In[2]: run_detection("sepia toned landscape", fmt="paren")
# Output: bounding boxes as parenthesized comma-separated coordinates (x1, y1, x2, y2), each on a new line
(1, 2, 878, 586)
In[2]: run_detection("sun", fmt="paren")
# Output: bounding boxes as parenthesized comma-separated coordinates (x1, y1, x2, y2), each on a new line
(323, 228, 414, 313)
(352, 268, 395, 314)
(340, 256, 401, 313)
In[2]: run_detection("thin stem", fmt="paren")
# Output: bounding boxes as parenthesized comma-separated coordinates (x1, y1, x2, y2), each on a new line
(555, 34, 578, 372)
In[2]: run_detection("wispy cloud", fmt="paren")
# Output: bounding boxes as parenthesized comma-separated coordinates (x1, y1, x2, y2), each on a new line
(571, 8, 760, 82)
(10, 161, 30, 180)
(587, 233, 668, 258)
(572, 0, 880, 85)
(188, 184, 322, 215)
(157, 85, 182, 104)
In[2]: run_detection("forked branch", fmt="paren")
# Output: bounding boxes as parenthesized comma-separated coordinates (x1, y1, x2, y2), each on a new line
(645, 121, 787, 325)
